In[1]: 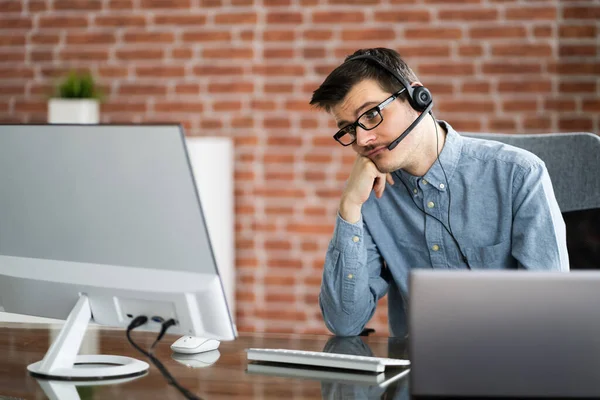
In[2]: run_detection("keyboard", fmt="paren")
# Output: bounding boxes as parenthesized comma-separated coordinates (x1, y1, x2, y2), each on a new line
(246, 348, 410, 373)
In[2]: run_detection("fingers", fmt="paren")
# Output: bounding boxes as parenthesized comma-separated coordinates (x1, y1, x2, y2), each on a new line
(386, 173, 395, 186)
(373, 176, 385, 198)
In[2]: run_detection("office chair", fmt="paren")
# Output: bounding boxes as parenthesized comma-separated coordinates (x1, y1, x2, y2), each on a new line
(464, 131, 600, 269)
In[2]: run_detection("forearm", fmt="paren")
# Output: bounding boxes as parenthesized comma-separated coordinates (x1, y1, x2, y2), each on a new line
(319, 214, 384, 336)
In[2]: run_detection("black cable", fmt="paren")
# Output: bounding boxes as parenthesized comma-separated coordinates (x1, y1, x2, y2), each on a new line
(126, 317, 204, 400)
(432, 115, 471, 269)
(395, 115, 471, 269)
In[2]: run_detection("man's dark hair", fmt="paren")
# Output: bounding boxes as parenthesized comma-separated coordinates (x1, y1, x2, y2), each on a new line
(309, 48, 419, 113)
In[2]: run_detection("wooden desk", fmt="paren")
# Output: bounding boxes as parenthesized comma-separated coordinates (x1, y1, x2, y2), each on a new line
(0, 323, 410, 399)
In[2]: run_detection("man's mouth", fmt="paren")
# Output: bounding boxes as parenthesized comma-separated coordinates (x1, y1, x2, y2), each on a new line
(366, 146, 387, 157)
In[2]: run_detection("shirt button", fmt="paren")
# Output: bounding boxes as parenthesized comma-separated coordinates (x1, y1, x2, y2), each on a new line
(427, 201, 435, 208)
(347, 274, 354, 279)
(432, 244, 440, 251)
(439, 183, 445, 189)
(413, 188, 418, 194)
(422, 179, 428, 185)
(352, 236, 360, 243)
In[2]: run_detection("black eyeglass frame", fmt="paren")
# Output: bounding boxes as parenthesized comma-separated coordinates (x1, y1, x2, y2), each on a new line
(332, 88, 406, 147)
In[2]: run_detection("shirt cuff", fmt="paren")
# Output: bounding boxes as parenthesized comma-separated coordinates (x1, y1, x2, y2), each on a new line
(332, 212, 364, 253)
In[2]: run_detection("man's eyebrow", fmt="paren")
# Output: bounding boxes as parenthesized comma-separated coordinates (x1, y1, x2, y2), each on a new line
(336, 100, 380, 129)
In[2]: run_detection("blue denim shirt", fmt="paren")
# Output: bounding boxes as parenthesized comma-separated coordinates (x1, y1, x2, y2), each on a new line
(319, 121, 570, 337)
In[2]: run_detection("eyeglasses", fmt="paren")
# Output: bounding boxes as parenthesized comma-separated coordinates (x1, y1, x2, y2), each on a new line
(333, 88, 406, 146)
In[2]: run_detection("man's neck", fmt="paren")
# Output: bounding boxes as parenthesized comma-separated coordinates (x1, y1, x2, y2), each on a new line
(403, 120, 447, 177)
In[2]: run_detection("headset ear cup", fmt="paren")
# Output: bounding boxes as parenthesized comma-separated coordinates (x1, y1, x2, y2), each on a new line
(412, 86, 432, 111)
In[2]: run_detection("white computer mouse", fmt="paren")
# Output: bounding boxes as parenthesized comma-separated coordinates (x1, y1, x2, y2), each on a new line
(171, 350, 221, 368)
(170, 336, 220, 354)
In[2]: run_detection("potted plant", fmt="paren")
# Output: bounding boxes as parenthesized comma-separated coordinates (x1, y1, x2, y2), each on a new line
(48, 71, 103, 124)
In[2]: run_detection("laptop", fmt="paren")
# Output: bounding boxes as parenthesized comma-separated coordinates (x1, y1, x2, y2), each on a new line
(409, 269, 600, 398)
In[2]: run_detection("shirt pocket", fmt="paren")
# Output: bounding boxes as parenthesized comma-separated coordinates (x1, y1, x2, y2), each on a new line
(464, 239, 513, 269)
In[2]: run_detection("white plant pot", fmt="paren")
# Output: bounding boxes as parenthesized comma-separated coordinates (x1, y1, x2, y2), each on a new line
(48, 99, 100, 124)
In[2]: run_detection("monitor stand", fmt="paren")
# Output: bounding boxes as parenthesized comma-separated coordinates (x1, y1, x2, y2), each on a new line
(27, 294, 149, 380)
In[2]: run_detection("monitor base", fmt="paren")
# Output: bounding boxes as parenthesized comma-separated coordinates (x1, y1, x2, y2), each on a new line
(27, 294, 149, 380)
(28, 354, 149, 381)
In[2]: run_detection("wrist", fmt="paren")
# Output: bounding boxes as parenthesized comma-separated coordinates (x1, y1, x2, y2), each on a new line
(339, 198, 362, 224)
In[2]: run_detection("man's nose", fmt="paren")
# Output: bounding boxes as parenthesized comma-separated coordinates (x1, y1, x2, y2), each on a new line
(355, 126, 377, 147)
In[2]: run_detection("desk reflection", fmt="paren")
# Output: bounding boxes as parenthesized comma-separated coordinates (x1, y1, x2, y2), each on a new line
(247, 336, 410, 400)
(320, 336, 410, 400)
(35, 375, 147, 400)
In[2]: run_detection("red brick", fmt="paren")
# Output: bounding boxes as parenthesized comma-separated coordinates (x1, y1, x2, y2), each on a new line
(502, 99, 539, 112)
(470, 26, 526, 39)
(396, 45, 451, 58)
(95, 15, 146, 27)
(491, 44, 553, 57)
(405, 27, 462, 40)
(559, 45, 597, 57)
(264, 30, 296, 41)
(559, 81, 596, 93)
(263, 48, 295, 59)
(559, 25, 596, 38)
(529, 24, 550, 37)
(489, 119, 517, 132)
(313, 11, 365, 23)
(267, 12, 303, 24)
(265, 83, 293, 93)
(341, 29, 395, 41)
(30, 33, 60, 45)
(54, 0, 102, 10)
(0, 17, 33, 29)
(66, 32, 116, 45)
(559, 118, 593, 131)
(287, 223, 334, 234)
(498, 80, 552, 93)
(203, 48, 253, 58)
(102, 102, 146, 113)
(208, 82, 254, 93)
(505, 6, 557, 20)
(563, 6, 600, 20)
(215, 12, 258, 24)
(544, 99, 577, 112)
(154, 14, 206, 25)
(418, 63, 475, 76)
(438, 8, 497, 20)
(437, 100, 495, 113)
(154, 102, 204, 113)
(0, 36, 26, 46)
(115, 49, 165, 60)
(0, 1, 22, 12)
(374, 10, 431, 23)
(123, 32, 174, 43)
(193, 66, 243, 75)
(60, 50, 110, 61)
(118, 84, 167, 96)
(303, 30, 332, 41)
(135, 66, 185, 77)
(482, 62, 542, 74)
(140, 0, 191, 8)
(108, 0, 134, 8)
(253, 65, 304, 76)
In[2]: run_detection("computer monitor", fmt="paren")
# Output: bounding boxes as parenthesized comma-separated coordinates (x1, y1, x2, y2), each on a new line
(0, 124, 236, 380)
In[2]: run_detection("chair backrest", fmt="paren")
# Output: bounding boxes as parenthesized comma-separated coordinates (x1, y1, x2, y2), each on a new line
(463, 132, 600, 270)
(463, 132, 600, 213)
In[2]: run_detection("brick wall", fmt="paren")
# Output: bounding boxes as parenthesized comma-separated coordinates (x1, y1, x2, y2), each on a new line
(1, 0, 598, 336)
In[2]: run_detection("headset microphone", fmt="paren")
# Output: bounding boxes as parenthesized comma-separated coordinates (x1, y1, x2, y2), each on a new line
(387, 101, 433, 151)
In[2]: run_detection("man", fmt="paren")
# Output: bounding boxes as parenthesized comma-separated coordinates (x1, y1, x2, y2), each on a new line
(309, 47, 569, 337)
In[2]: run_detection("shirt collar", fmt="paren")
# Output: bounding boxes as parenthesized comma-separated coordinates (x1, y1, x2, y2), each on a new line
(395, 120, 463, 192)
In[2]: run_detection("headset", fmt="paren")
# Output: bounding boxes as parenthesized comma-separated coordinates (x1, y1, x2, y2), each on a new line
(345, 54, 434, 151)
(345, 53, 471, 269)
